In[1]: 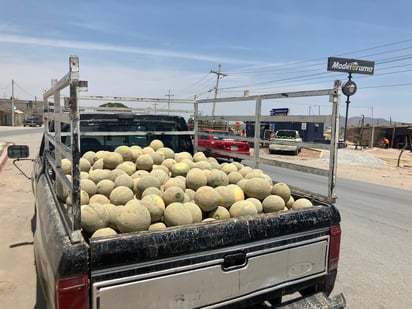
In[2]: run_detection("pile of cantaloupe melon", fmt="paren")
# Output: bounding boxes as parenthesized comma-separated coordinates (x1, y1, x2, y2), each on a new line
(56, 139, 314, 239)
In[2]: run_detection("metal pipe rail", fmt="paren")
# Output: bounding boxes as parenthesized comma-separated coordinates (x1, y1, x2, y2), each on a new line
(193, 81, 342, 203)
(42, 56, 86, 243)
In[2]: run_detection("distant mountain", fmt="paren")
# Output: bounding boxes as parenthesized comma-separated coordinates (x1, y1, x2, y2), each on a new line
(343, 116, 409, 127)
(320, 116, 411, 129)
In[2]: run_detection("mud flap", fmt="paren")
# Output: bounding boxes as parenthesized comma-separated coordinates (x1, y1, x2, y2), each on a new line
(273, 292, 346, 309)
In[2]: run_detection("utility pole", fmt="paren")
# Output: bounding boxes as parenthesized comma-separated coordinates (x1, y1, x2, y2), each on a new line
(165, 90, 174, 115)
(11, 79, 15, 127)
(210, 64, 227, 117)
(370, 105, 375, 148)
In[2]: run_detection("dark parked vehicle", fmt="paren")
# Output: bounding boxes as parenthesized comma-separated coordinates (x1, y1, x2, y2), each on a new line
(23, 115, 42, 127)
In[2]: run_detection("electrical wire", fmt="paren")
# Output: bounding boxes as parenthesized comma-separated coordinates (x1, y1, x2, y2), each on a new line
(14, 81, 36, 99)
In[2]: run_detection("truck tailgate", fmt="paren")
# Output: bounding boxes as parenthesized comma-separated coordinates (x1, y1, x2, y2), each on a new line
(88, 205, 339, 308)
(93, 237, 327, 308)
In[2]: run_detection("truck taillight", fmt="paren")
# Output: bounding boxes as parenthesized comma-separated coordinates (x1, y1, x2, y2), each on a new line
(56, 274, 89, 309)
(328, 224, 341, 271)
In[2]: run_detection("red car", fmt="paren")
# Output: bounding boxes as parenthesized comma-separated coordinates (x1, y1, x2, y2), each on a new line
(197, 130, 250, 162)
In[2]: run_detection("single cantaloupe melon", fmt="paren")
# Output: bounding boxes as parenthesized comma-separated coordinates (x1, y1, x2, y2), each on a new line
(80, 158, 91, 172)
(61, 158, 71, 175)
(96, 179, 115, 197)
(243, 178, 272, 201)
(193, 152, 208, 162)
(228, 171, 243, 184)
(150, 139, 164, 151)
(142, 186, 163, 198)
(214, 184, 244, 209)
(116, 202, 151, 233)
(82, 151, 97, 165)
(262, 195, 285, 213)
(156, 147, 175, 159)
(207, 169, 229, 187)
(184, 202, 203, 223)
(110, 168, 128, 182)
(171, 162, 190, 177)
(88, 169, 111, 184)
(114, 174, 134, 190)
(148, 222, 167, 231)
(115, 161, 136, 176)
(162, 186, 185, 205)
(103, 151, 123, 170)
(81, 178, 97, 196)
(162, 177, 186, 191)
(193, 160, 212, 170)
(164, 202, 193, 227)
(271, 183, 291, 204)
(150, 168, 169, 185)
(81, 203, 110, 234)
(292, 198, 313, 209)
(186, 168, 208, 191)
(246, 197, 263, 213)
(150, 152, 165, 165)
(110, 186, 135, 205)
(194, 186, 220, 212)
(92, 158, 104, 170)
(91, 227, 117, 239)
(141, 194, 165, 223)
(229, 200, 257, 218)
(286, 196, 295, 209)
(135, 154, 154, 171)
(134, 175, 161, 199)
(208, 206, 230, 220)
(89, 194, 110, 205)
(115, 145, 133, 162)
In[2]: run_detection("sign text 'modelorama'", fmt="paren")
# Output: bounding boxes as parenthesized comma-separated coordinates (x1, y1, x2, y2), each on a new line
(327, 57, 375, 75)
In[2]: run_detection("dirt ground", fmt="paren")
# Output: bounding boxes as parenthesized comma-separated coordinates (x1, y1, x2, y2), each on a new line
(258, 146, 412, 191)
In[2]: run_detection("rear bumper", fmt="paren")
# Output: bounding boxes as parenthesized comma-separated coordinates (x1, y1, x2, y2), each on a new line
(269, 145, 300, 152)
(273, 292, 346, 309)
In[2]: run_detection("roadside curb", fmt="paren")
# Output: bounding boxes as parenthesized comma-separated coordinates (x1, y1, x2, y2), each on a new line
(301, 147, 324, 158)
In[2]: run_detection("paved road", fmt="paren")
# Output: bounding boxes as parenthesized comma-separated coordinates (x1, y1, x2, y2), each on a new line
(258, 162, 412, 308)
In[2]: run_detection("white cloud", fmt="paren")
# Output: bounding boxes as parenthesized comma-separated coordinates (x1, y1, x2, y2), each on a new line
(0, 34, 264, 66)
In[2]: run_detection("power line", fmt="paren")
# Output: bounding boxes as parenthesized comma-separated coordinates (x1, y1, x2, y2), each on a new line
(14, 81, 36, 98)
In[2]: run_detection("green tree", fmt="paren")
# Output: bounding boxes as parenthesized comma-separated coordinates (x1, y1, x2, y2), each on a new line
(99, 102, 129, 108)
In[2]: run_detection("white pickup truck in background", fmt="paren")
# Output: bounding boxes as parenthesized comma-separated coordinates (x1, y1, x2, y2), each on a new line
(269, 130, 303, 155)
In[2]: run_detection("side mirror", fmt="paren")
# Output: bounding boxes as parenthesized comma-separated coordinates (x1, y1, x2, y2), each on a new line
(7, 145, 30, 159)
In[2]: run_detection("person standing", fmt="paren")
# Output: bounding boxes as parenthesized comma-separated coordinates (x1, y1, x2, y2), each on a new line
(383, 137, 390, 149)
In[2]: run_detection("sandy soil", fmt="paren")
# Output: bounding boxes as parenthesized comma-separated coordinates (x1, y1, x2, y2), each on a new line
(258, 146, 412, 191)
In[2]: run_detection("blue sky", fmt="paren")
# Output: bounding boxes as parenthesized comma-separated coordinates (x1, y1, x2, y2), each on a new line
(1, 0, 412, 123)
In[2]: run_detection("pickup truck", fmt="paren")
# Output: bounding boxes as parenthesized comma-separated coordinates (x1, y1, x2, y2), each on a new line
(268, 130, 303, 155)
(8, 56, 345, 308)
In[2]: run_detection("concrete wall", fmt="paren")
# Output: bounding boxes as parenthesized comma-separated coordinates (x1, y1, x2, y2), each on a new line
(0, 98, 43, 126)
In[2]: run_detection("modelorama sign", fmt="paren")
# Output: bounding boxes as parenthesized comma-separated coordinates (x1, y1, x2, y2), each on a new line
(327, 57, 375, 75)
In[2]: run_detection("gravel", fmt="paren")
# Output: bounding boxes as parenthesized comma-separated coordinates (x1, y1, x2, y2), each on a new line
(315, 149, 388, 169)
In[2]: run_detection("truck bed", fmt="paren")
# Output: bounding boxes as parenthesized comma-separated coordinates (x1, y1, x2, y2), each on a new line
(89, 201, 340, 308)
